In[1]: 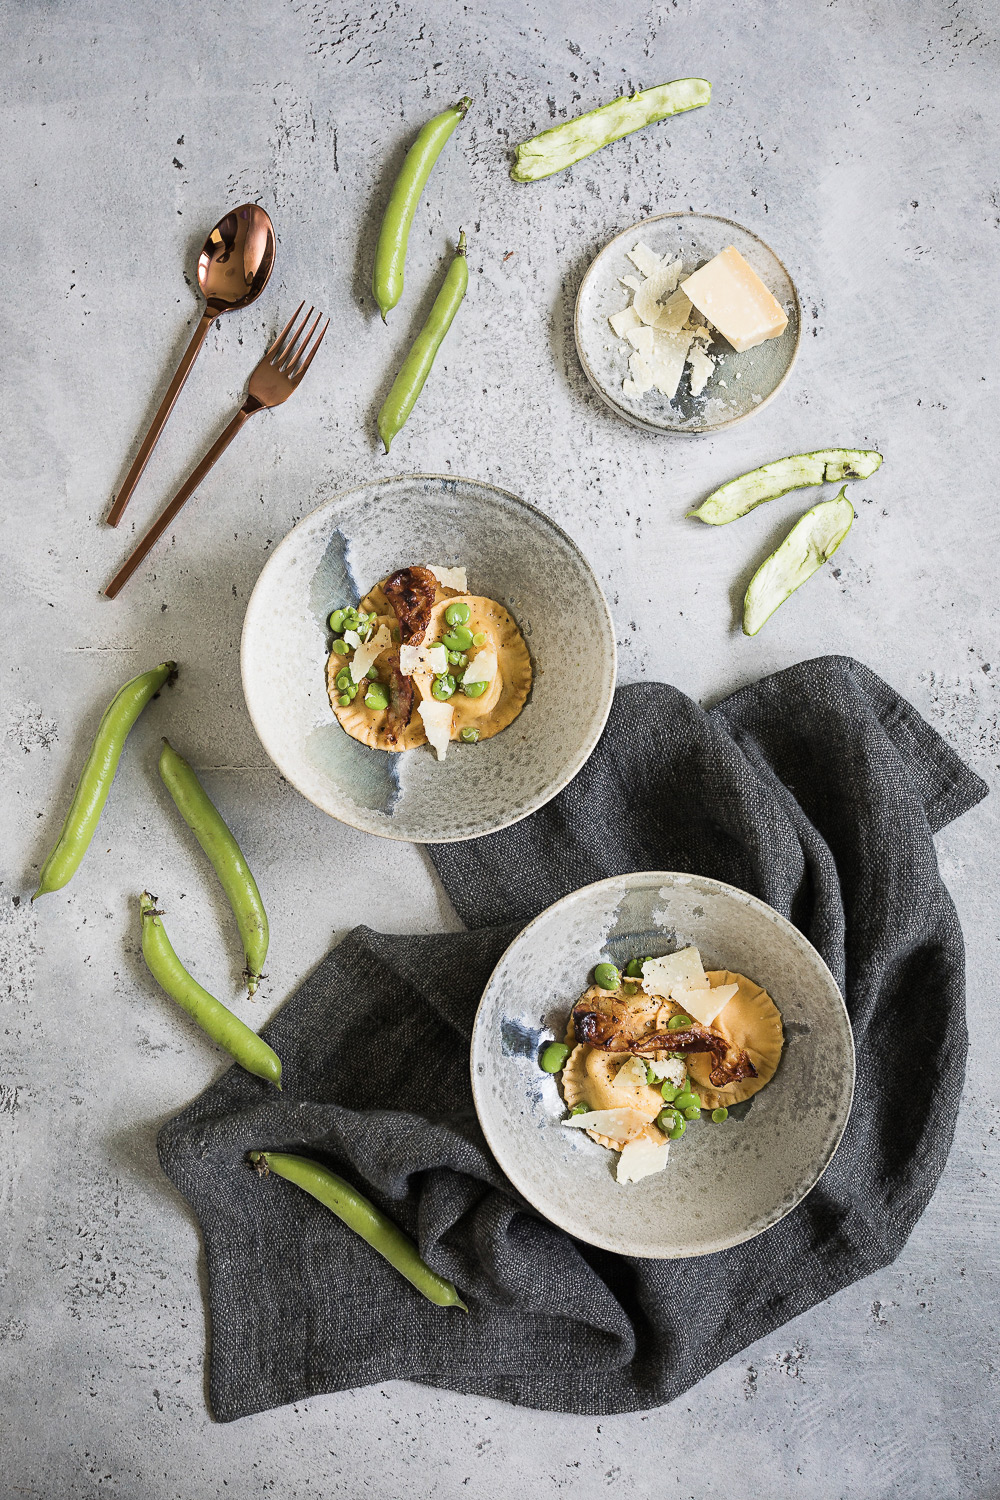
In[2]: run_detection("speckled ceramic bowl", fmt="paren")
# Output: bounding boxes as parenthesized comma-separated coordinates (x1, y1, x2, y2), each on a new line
(575, 212, 801, 435)
(471, 871, 854, 1258)
(241, 474, 616, 843)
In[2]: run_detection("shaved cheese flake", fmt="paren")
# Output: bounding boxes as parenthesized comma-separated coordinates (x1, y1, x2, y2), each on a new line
(649, 331, 694, 400)
(615, 1056, 652, 1092)
(349, 623, 391, 684)
(633, 259, 683, 326)
(617, 1132, 670, 1184)
(399, 642, 448, 678)
(622, 380, 642, 398)
(689, 323, 713, 341)
(343, 629, 362, 650)
(562, 1107, 650, 1143)
(462, 648, 497, 686)
(681, 983, 739, 1029)
(417, 698, 454, 761)
(609, 305, 643, 338)
(656, 287, 693, 333)
(625, 240, 662, 278)
(619, 274, 642, 292)
(642, 948, 708, 1000)
(687, 342, 716, 396)
(427, 565, 468, 592)
(625, 324, 655, 358)
(628, 351, 654, 394)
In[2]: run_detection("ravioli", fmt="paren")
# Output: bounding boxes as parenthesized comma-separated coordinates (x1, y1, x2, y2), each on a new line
(326, 569, 532, 755)
(561, 1043, 663, 1148)
(685, 970, 784, 1108)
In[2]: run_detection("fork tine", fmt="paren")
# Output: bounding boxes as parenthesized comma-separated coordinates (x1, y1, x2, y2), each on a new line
(290, 317, 330, 382)
(281, 309, 321, 373)
(267, 301, 305, 361)
(274, 304, 313, 370)
(277, 306, 318, 372)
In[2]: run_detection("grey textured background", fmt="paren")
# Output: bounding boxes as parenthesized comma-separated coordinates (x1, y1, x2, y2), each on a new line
(2, 0, 998, 1495)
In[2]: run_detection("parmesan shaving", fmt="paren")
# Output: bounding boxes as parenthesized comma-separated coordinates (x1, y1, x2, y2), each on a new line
(609, 305, 642, 338)
(680, 983, 739, 1029)
(632, 259, 682, 326)
(462, 648, 497, 686)
(625, 324, 655, 358)
(648, 330, 694, 400)
(642, 948, 708, 1000)
(349, 623, 391, 684)
(627, 351, 654, 394)
(614, 1056, 651, 1092)
(399, 642, 448, 678)
(656, 287, 693, 333)
(625, 240, 662, 278)
(417, 698, 454, 761)
(687, 342, 715, 396)
(619, 274, 642, 292)
(616, 1133, 670, 1184)
(427, 565, 468, 592)
(562, 1107, 650, 1143)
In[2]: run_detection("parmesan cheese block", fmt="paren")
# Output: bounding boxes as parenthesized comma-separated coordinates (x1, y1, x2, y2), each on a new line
(625, 240, 662, 278)
(616, 1131, 670, 1184)
(679, 982, 739, 1029)
(680, 246, 788, 352)
(348, 623, 391, 684)
(462, 648, 497, 686)
(642, 948, 708, 1000)
(417, 698, 454, 760)
(609, 305, 643, 338)
(399, 642, 448, 677)
(427, 565, 468, 592)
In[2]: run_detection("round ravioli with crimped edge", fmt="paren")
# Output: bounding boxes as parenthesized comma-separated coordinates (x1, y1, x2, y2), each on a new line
(561, 1043, 663, 1149)
(326, 615, 427, 751)
(686, 970, 784, 1109)
(411, 595, 532, 742)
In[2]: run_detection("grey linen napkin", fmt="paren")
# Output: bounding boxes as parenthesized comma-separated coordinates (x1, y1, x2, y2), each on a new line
(158, 656, 987, 1422)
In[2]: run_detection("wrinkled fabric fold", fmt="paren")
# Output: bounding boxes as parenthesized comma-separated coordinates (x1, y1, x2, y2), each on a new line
(158, 656, 986, 1421)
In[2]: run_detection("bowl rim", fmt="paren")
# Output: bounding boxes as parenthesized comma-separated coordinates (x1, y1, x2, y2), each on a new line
(240, 471, 618, 844)
(470, 868, 855, 1258)
(574, 210, 803, 437)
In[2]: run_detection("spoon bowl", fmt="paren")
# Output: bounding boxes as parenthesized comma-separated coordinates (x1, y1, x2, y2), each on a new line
(198, 204, 276, 313)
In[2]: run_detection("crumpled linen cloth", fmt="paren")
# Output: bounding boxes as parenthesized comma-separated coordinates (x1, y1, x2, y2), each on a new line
(158, 657, 986, 1421)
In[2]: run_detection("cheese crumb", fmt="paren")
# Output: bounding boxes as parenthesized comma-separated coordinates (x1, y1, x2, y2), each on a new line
(645, 1057, 687, 1087)
(399, 642, 448, 677)
(687, 342, 716, 397)
(417, 698, 454, 761)
(427, 565, 468, 592)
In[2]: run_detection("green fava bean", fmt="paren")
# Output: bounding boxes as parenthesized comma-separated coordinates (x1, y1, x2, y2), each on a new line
(683, 1105, 701, 1120)
(462, 680, 488, 698)
(332, 639, 350, 656)
(674, 1091, 700, 1113)
(442, 625, 474, 651)
(338, 693, 351, 707)
(569, 1101, 589, 1116)
(593, 962, 620, 990)
(711, 1107, 729, 1123)
(472, 631, 487, 647)
(250, 1151, 466, 1310)
(444, 601, 471, 626)
(657, 1108, 679, 1132)
(666, 1116, 687, 1140)
(459, 726, 480, 743)
(667, 1013, 694, 1031)
(431, 674, 456, 701)
(140, 893, 280, 1085)
(625, 958, 644, 978)
(328, 609, 348, 633)
(540, 1041, 570, 1073)
(335, 668, 352, 690)
(377, 231, 469, 451)
(33, 661, 176, 900)
(365, 686, 390, 711)
(660, 1080, 679, 1102)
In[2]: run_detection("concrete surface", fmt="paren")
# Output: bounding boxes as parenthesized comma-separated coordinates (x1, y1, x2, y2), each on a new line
(2, 0, 998, 1495)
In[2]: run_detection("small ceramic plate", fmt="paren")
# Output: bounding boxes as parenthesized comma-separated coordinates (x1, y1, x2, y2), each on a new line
(471, 872, 854, 1258)
(575, 212, 801, 435)
(241, 474, 616, 843)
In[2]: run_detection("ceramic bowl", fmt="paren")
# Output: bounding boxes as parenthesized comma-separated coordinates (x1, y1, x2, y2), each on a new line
(575, 211, 801, 435)
(241, 474, 616, 843)
(470, 871, 854, 1258)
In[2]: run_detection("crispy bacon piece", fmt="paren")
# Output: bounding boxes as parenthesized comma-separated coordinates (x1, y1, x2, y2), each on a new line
(382, 566, 438, 645)
(382, 650, 413, 747)
(571, 992, 757, 1090)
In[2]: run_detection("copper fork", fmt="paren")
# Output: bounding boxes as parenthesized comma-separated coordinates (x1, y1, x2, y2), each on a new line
(104, 303, 328, 599)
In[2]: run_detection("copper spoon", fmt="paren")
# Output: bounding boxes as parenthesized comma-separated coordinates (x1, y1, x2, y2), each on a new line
(105, 203, 276, 527)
